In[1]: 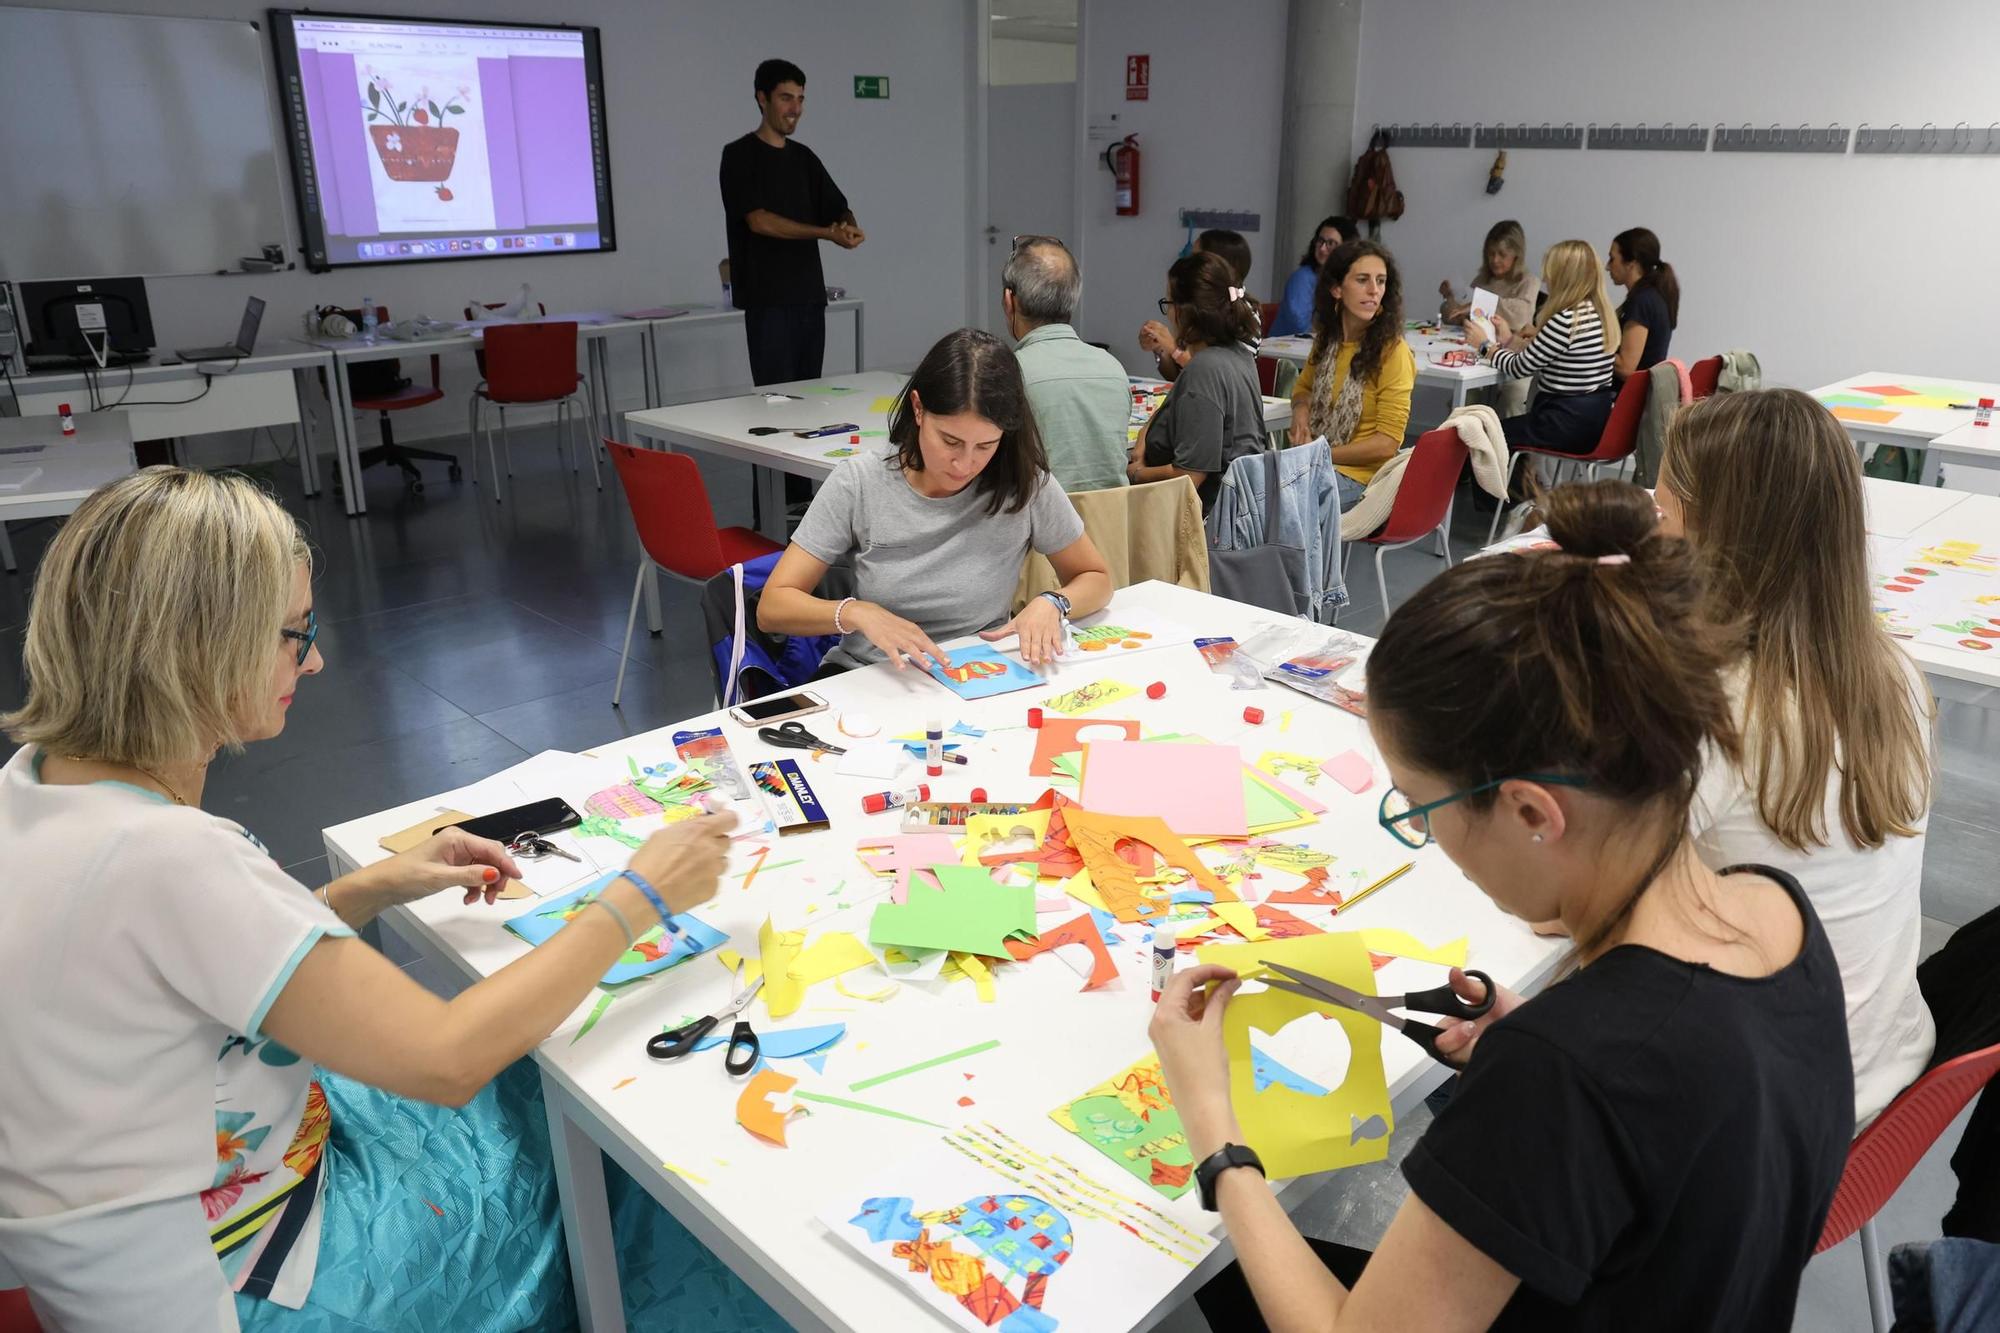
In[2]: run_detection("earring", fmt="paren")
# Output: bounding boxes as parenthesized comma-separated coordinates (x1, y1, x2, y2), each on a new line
(1531, 833, 1544, 844)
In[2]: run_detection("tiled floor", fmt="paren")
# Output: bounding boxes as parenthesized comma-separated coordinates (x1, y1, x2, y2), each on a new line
(2, 428, 1991, 1330)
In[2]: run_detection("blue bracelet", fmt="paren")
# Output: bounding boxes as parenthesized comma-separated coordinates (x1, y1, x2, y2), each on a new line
(616, 869, 681, 935)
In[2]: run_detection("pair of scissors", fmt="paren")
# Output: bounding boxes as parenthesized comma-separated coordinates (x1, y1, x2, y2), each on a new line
(1257, 961, 1496, 1066)
(646, 964, 764, 1074)
(757, 720, 845, 755)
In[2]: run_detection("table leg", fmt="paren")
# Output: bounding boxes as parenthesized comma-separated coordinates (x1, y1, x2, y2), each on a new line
(0, 521, 16, 574)
(541, 1069, 628, 1333)
(754, 465, 788, 542)
(330, 355, 365, 516)
(1919, 447, 1944, 487)
(292, 369, 321, 497)
(1452, 381, 1468, 412)
(852, 304, 865, 373)
(646, 325, 664, 411)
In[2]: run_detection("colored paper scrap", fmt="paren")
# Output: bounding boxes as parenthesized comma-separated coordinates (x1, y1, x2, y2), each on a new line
(1079, 739, 1248, 837)
(924, 643, 1045, 700)
(694, 1022, 846, 1063)
(857, 833, 960, 903)
(505, 878, 726, 987)
(962, 810, 1053, 866)
(1354, 928, 1468, 968)
(851, 1039, 1002, 1092)
(1265, 866, 1346, 908)
(736, 1069, 802, 1146)
(1255, 752, 1326, 787)
(868, 395, 898, 412)
(1321, 751, 1376, 794)
(791, 1090, 947, 1128)
(837, 974, 900, 1002)
(1831, 406, 1899, 425)
(1209, 901, 1270, 942)
(1004, 913, 1119, 989)
(658, 1160, 711, 1186)
(1063, 868, 1108, 912)
(1049, 1053, 1196, 1199)
(572, 991, 616, 1044)
(868, 867, 1035, 957)
(944, 951, 997, 1002)
(1195, 932, 1393, 1178)
(1252, 1047, 1330, 1096)
(864, 938, 950, 982)
(1064, 809, 1235, 923)
(1041, 679, 1140, 716)
(719, 924, 877, 1016)
(1253, 844, 1334, 873)
(1030, 717, 1139, 776)
(1253, 903, 1324, 939)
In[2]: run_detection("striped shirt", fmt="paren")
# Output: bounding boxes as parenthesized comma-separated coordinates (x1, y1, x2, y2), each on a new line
(1491, 303, 1616, 396)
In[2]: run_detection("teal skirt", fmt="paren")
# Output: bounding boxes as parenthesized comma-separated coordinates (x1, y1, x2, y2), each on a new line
(236, 1059, 788, 1332)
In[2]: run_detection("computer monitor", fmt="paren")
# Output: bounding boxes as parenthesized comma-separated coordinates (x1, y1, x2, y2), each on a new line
(19, 277, 155, 361)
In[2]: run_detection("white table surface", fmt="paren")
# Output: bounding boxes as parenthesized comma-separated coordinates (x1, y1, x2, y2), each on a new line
(1809, 372, 2000, 447)
(1918, 418, 2000, 486)
(0, 412, 135, 573)
(321, 580, 1562, 1333)
(1261, 328, 1501, 401)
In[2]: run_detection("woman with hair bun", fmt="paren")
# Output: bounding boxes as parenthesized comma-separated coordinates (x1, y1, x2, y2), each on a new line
(1128, 251, 1269, 511)
(1607, 226, 1679, 378)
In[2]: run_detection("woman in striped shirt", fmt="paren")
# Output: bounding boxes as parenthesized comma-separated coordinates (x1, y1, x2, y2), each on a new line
(1468, 239, 1619, 455)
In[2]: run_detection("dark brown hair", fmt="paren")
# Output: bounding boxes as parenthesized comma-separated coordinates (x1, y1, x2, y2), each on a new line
(1297, 216, 1356, 269)
(887, 328, 1049, 516)
(1310, 238, 1405, 386)
(1660, 389, 1932, 850)
(1196, 229, 1253, 285)
(1166, 251, 1262, 350)
(1369, 480, 1742, 957)
(1612, 226, 1679, 327)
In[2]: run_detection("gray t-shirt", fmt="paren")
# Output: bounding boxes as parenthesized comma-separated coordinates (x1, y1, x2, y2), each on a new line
(1141, 342, 1266, 510)
(792, 450, 1087, 668)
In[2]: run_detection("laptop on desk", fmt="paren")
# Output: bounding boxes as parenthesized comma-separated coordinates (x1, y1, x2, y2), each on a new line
(174, 296, 265, 363)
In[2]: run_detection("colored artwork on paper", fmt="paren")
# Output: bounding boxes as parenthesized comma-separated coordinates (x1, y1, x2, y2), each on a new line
(1050, 1054, 1194, 1198)
(927, 644, 1047, 700)
(848, 1192, 1074, 1330)
(1062, 809, 1235, 923)
(1874, 540, 2000, 653)
(504, 875, 725, 987)
(1040, 680, 1138, 716)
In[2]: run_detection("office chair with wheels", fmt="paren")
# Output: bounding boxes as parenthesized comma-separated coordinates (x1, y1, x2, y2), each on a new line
(330, 306, 454, 494)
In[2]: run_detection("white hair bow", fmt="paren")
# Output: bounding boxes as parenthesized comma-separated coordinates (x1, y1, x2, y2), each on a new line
(1228, 286, 1246, 302)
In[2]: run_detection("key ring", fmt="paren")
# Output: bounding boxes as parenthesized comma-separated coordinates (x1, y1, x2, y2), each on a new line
(507, 830, 547, 857)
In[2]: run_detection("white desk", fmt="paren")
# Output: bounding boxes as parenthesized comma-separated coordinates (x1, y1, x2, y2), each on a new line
(8, 345, 335, 501)
(1261, 328, 1501, 411)
(1809, 372, 2000, 457)
(1918, 419, 2000, 487)
(644, 299, 866, 401)
(0, 411, 134, 572)
(321, 580, 1563, 1333)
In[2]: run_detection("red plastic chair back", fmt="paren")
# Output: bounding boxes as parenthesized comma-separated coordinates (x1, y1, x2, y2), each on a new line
(1521, 371, 1649, 466)
(0, 1288, 42, 1333)
(1363, 427, 1469, 546)
(466, 302, 547, 377)
(480, 322, 580, 403)
(1255, 303, 1282, 395)
(607, 442, 734, 582)
(1688, 355, 1723, 400)
(1815, 1039, 2000, 1253)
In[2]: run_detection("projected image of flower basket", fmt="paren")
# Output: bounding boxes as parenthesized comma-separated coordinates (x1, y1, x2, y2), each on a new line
(363, 75, 466, 185)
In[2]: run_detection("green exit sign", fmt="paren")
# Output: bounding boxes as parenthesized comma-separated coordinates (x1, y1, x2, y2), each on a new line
(853, 75, 890, 99)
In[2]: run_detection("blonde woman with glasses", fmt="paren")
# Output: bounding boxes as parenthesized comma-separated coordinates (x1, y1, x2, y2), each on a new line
(0, 469, 748, 1332)
(1466, 238, 1619, 457)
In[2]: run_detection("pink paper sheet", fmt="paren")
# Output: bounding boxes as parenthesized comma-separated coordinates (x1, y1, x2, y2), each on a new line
(1320, 751, 1376, 794)
(1078, 740, 1248, 837)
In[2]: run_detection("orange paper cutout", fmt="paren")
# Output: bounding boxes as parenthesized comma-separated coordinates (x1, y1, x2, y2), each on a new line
(1003, 913, 1119, 989)
(1264, 866, 1345, 908)
(1030, 717, 1139, 776)
(1064, 809, 1234, 922)
(735, 1068, 800, 1146)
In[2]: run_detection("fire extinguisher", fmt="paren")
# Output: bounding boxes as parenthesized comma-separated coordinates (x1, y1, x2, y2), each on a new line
(1105, 134, 1140, 216)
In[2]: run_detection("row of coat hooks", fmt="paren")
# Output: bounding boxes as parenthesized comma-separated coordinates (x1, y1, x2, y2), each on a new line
(1369, 121, 2000, 156)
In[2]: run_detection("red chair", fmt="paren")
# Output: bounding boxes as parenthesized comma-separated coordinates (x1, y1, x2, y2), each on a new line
(468, 321, 598, 503)
(330, 305, 454, 493)
(1487, 373, 1651, 546)
(1688, 354, 1724, 399)
(1255, 301, 1281, 396)
(1814, 1040, 2000, 1333)
(606, 441, 783, 707)
(464, 299, 547, 383)
(1341, 426, 1469, 614)
(0, 1288, 42, 1333)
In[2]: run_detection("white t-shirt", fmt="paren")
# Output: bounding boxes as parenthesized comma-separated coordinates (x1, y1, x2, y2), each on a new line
(0, 746, 351, 1329)
(1690, 667, 1935, 1128)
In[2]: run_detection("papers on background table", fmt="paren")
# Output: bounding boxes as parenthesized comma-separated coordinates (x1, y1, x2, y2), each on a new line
(1874, 537, 2000, 654)
(820, 1124, 1216, 1333)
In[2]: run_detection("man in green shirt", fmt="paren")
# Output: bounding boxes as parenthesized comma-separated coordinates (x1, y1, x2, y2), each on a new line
(1003, 237, 1130, 493)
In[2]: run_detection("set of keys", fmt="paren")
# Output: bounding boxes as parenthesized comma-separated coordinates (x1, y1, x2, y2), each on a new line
(506, 830, 581, 863)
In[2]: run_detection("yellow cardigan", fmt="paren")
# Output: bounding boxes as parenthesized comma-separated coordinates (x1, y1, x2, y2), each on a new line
(1293, 339, 1416, 485)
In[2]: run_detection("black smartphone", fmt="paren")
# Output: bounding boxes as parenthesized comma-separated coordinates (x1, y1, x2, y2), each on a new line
(439, 797, 582, 844)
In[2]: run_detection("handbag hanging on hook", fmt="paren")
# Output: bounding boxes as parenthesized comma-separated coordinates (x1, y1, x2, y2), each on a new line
(1486, 150, 1507, 195)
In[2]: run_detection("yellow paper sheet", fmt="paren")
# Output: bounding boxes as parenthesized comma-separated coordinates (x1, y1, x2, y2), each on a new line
(720, 924, 876, 1017)
(943, 951, 996, 1002)
(1355, 929, 1468, 968)
(1062, 868, 1107, 911)
(961, 810, 1054, 865)
(869, 395, 898, 413)
(1196, 932, 1393, 1178)
(1209, 901, 1270, 942)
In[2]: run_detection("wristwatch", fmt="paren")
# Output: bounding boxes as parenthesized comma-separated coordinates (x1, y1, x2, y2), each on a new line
(1195, 1142, 1265, 1211)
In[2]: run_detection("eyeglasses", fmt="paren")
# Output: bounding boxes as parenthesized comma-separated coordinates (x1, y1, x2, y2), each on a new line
(1156, 297, 1177, 317)
(280, 609, 319, 666)
(1378, 773, 1590, 849)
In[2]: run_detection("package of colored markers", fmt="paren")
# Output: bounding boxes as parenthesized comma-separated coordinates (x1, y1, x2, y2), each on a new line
(746, 758, 831, 836)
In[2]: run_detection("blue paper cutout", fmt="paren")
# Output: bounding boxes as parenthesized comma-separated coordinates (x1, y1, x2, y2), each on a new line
(923, 643, 1045, 700)
(505, 874, 725, 986)
(1251, 1046, 1330, 1097)
(692, 1022, 845, 1060)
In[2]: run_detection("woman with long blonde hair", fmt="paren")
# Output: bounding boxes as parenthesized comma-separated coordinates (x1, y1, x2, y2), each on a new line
(1656, 388, 1936, 1128)
(1466, 238, 1619, 458)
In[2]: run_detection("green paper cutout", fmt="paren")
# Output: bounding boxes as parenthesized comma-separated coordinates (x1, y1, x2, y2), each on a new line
(850, 1039, 1001, 1092)
(792, 1091, 948, 1127)
(867, 866, 1034, 957)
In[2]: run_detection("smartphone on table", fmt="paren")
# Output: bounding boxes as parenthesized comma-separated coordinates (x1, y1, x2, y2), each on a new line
(727, 689, 829, 728)
(437, 797, 583, 844)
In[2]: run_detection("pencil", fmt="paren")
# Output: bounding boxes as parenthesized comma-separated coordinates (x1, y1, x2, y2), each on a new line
(1332, 861, 1414, 915)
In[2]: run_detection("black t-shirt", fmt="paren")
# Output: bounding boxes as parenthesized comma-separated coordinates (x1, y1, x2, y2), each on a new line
(1402, 865, 1852, 1331)
(1618, 285, 1673, 371)
(718, 132, 849, 310)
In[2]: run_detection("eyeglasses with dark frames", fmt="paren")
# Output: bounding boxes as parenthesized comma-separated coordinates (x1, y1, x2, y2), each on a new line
(280, 609, 319, 666)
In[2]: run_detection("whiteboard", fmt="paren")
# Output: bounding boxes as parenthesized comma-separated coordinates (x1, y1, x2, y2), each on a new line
(0, 6, 291, 280)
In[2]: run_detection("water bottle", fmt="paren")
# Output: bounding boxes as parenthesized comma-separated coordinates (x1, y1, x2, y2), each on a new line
(359, 299, 378, 343)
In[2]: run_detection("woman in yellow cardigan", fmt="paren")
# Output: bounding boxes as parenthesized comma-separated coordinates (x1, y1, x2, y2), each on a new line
(1287, 239, 1416, 512)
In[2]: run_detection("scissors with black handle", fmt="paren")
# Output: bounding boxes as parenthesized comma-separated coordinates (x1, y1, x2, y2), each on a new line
(647, 966, 764, 1075)
(1257, 961, 1496, 1066)
(757, 720, 845, 756)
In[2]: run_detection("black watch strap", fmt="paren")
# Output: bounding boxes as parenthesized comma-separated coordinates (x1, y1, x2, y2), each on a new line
(1195, 1142, 1265, 1211)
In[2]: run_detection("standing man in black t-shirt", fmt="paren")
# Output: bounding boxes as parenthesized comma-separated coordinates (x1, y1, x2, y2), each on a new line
(719, 59, 864, 390)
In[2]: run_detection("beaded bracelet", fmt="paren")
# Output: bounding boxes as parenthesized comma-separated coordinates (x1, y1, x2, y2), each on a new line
(617, 869, 681, 935)
(833, 596, 856, 634)
(588, 895, 637, 949)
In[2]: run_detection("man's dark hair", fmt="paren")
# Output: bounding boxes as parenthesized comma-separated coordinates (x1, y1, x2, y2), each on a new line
(755, 59, 806, 100)
(886, 329, 1049, 516)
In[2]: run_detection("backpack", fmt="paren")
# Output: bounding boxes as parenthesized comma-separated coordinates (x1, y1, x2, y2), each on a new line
(1345, 130, 1406, 229)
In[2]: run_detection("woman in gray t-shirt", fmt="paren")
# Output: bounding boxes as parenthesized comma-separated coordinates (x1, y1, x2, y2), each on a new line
(762, 328, 1112, 672)
(1129, 251, 1268, 512)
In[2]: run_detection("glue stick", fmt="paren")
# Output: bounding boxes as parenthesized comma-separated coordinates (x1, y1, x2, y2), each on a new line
(1978, 398, 1994, 429)
(1151, 929, 1178, 1003)
(925, 717, 944, 777)
(58, 403, 76, 437)
(861, 784, 929, 815)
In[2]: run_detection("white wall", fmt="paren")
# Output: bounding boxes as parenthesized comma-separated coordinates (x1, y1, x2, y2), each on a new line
(1352, 0, 2000, 392)
(13, 0, 976, 451)
(1074, 0, 1290, 374)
